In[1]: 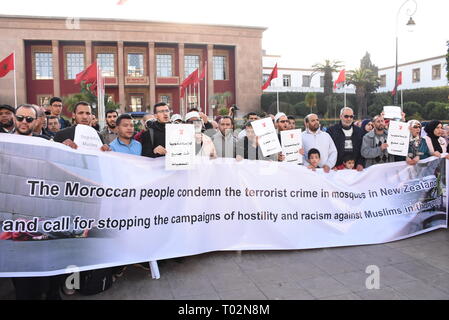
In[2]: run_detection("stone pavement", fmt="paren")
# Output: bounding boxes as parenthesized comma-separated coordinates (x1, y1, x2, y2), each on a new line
(1, 228, 449, 300)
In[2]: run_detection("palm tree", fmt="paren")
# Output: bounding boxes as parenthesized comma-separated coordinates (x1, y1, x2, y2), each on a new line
(346, 68, 380, 119)
(304, 92, 317, 113)
(312, 60, 343, 96)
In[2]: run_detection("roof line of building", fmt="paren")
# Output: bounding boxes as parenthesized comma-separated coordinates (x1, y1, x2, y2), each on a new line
(0, 14, 267, 31)
(379, 55, 446, 71)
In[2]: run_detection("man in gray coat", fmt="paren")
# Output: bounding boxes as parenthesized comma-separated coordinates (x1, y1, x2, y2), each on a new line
(361, 115, 395, 168)
(212, 116, 237, 158)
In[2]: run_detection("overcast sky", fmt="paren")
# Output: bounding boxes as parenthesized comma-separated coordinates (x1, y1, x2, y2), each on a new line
(3, 0, 448, 70)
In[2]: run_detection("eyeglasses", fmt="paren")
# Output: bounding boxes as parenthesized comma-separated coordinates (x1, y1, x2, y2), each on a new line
(412, 126, 421, 129)
(156, 109, 170, 114)
(279, 120, 289, 123)
(16, 115, 35, 123)
(343, 115, 354, 119)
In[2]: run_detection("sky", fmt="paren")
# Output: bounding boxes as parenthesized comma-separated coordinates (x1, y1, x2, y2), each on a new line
(3, 0, 448, 70)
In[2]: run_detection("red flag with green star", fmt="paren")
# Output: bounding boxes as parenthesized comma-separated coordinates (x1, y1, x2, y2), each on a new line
(0, 53, 14, 78)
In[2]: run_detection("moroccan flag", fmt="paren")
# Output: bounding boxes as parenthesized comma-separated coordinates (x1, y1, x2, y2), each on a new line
(333, 69, 346, 89)
(0, 53, 14, 78)
(392, 72, 402, 96)
(75, 61, 97, 85)
(261, 63, 278, 90)
(180, 68, 199, 98)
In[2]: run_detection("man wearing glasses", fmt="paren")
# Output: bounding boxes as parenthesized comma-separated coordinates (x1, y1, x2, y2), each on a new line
(327, 107, 365, 171)
(14, 104, 49, 139)
(48, 97, 70, 130)
(141, 102, 170, 158)
(361, 115, 395, 168)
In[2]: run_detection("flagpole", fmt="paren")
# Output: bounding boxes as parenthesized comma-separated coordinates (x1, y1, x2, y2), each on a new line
(276, 91, 279, 114)
(13, 51, 17, 107)
(401, 88, 403, 111)
(344, 86, 347, 108)
(198, 75, 201, 112)
(204, 62, 207, 116)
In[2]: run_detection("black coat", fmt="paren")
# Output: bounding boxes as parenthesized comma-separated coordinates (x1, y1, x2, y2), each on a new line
(141, 121, 166, 158)
(327, 122, 365, 167)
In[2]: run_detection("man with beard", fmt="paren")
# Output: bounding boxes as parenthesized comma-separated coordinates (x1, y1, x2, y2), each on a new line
(0, 104, 15, 133)
(13, 104, 49, 139)
(100, 110, 118, 144)
(327, 107, 364, 171)
(361, 115, 395, 168)
(211, 116, 237, 158)
(141, 102, 170, 158)
(53, 101, 109, 151)
(301, 113, 337, 172)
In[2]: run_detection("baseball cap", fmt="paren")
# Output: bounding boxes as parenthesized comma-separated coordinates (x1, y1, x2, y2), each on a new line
(185, 111, 200, 122)
(171, 114, 182, 123)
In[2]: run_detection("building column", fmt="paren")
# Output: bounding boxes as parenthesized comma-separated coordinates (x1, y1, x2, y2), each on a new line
(85, 40, 92, 65)
(178, 43, 184, 115)
(148, 42, 156, 110)
(207, 44, 214, 116)
(117, 41, 126, 113)
(51, 40, 60, 97)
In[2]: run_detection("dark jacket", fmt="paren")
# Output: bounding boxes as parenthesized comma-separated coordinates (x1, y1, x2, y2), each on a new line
(53, 125, 104, 144)
(141, 121, 166, 158)
(58, 117, 71, 130)
(327, 122, 365, 167)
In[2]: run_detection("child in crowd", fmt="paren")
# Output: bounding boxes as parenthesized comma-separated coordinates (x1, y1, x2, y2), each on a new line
(334, 153, 356, 170)
(307, 148, 321, 171)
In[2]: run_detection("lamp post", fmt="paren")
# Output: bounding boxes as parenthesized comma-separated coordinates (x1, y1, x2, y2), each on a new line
(394, 0, 417, 106)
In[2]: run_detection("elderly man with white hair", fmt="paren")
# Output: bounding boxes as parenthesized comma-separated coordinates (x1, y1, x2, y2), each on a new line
(327, 107, 365, 171)
(301, 113, 337, 172)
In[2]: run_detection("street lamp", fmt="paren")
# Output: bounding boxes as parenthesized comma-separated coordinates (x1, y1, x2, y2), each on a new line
(394, 0, 417, 106)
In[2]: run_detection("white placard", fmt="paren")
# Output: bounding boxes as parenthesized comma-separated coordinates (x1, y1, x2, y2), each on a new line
(387, 121, 410, 156)
(281, 129, 302, 164)
(251, 117, 282, 157)
(165, 124, 195, 170)
(74, 124, 103, 150)
(383, 106, 402, 120)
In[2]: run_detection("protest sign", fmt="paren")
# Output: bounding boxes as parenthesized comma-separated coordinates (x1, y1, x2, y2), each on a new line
(73, 124, 103, 150)
(165, 123, 195, 170)
(281, 129, 302, 164)
(387, 121, 411, 157)
(383, 106, 402, 120)
(251, 117, 282, 157)
(0, 134, 447, 276)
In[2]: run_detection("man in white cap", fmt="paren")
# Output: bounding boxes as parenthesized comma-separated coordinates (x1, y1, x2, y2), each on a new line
(185, 111, 217, 158)
(211, 116, 237, 158)
(171, 114, 183, 124)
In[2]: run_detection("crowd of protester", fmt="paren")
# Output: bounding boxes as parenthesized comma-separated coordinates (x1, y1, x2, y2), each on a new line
(1, 97, 449, 299)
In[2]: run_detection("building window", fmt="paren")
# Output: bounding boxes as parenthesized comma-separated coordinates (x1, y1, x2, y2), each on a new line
(159, 94, 171, 106)
(156, 54, 173, 77)
(184, 55, 200, 78)
(412, 68, 420, 83)
(37, 95, 52, 107)
(35, 52, 53, 79)
(97, 53, 115, 77)
(283, 75, 291, 87)
(432, 64, 441, 80)
(263, 74, 270, 84)
(127, 53, 144, 77)
(213, 56, 226, 80)
(320, 76, 325, 88)
(130, 96, 143, 112)
(380, 75, 386, 87)
(66, 53, 84, 80)
(302, 75, 311, 87)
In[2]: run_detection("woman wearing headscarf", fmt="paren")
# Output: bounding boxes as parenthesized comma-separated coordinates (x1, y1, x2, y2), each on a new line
(423, 120, 449, 159)
(406, 120, 430, 165)
(360, 119, 373, 136)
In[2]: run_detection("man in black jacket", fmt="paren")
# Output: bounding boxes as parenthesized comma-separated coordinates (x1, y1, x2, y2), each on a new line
(141, 102, 170, 158)
(0, 104, 15, 134)
(54, 101, 109, 151)
(327, 107, 364, 171)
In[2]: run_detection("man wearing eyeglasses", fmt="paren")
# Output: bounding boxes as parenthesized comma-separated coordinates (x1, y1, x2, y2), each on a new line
(327, 107, 365, 171)
(361, 115, 395, 168)
(49, 97, 70, 130)
(13, 104, 49, 139)
(141, 102, 170, 158)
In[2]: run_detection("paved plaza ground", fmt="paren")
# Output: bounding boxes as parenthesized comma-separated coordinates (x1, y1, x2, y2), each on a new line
(1, 228, 449, 300)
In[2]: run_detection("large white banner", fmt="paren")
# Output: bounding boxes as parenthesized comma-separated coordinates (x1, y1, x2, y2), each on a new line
(0, 134, 447, 276)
